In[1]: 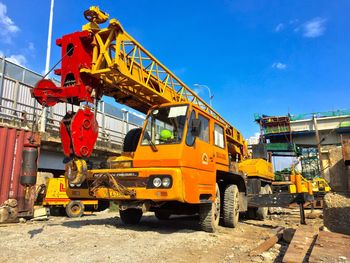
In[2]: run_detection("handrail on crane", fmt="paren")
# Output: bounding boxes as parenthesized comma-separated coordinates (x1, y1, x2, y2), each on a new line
(81, 9, 244, 149)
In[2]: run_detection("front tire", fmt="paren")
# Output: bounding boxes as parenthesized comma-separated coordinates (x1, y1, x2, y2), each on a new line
(65, 200, 84, 218)
(223, 184, 239, 228)
(199, 183, 220, 232)
(119, 208, 143, 225)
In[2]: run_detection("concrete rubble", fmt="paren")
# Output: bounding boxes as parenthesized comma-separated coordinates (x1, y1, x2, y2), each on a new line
(323, 192, 350, 235)
(0, 199, 18, 224)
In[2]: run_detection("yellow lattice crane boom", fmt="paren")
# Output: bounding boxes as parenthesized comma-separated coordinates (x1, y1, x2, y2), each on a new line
(81, 7, 245, 156)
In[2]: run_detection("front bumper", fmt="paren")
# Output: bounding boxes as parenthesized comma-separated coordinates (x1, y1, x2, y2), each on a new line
(66, 167, 184, 202)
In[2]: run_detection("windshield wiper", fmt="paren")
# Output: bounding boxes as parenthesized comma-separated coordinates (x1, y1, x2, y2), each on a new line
(144, 131, 158, 152)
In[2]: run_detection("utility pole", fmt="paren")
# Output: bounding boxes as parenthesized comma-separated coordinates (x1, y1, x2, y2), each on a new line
(313, 115, 324, 177)
(40, 0, 54, 132)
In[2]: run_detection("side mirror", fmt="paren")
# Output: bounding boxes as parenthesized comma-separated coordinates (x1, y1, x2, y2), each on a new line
(191, 119, 201, 137)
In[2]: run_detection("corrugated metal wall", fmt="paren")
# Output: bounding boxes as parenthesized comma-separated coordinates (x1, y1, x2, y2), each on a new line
(0, 127, 40, 217)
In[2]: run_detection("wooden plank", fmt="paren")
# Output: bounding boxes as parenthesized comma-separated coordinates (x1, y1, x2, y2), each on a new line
(309, 231, 350, 263)
(282, 226, 318, 263)
(250, 227, 285, 256)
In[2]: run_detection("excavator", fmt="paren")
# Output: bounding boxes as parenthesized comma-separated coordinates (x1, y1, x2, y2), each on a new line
(31, 6, 310, 232)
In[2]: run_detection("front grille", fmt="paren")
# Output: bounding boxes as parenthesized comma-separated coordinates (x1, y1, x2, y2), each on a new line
(87, 177, 148, 188)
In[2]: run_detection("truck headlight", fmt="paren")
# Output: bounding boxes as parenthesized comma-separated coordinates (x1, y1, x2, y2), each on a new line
(153, 177, 162, 188)
(162, 177, 171, 188)
(147, 175, 172, 189)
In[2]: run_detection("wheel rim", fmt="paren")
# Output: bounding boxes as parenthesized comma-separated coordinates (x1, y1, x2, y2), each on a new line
(70, 204, 81, 215)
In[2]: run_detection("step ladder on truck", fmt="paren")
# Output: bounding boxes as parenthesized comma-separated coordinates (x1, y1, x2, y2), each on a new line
(31, 6, 313, 232)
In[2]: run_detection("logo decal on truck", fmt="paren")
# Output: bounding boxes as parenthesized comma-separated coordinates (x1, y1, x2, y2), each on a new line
(202, 153, 208, 165)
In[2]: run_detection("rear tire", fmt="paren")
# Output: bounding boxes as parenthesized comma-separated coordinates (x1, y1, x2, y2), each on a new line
(154, 210, 171, 220)
(119, 208, 143, 225)
(223, 184, 239, 228)
(199, 183, 220, 232)
(123, 128, 142, 152)
(247, 186, 269, 220)
(65, 201, 84, 218)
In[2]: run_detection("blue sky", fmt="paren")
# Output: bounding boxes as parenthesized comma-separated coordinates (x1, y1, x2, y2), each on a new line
(0, 0, 349, 138)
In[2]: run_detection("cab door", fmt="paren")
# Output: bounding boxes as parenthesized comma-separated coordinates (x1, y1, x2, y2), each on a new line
(212, 122, 229, 171)
(183, 109, 214, 173)
(181, 109, 216, 203)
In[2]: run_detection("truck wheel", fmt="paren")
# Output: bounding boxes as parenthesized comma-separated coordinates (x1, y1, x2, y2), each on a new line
(223, 184, 239, 228)
(256, 187, 268, 220)
(119, 208, 143, 225)
(123, 128, 142, 152)
(66, 201, 84, 218)
(155, 210, 171, 220)
(199, 183, 220, 232)
(247, 186, 269, 220)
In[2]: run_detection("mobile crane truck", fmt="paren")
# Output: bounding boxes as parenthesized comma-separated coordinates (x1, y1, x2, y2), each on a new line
(31, 6, 311, 232)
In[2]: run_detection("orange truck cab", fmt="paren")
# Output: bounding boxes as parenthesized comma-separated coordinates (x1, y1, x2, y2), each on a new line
(66, 102, 274, 232)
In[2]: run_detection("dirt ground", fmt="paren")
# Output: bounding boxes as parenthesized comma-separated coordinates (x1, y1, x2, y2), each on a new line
(0, 208, 322, 263)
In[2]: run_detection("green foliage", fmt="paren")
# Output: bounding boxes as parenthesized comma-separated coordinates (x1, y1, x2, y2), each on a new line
(274, 168, 291, 181)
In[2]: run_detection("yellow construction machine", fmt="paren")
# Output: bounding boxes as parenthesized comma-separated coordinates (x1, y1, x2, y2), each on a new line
(41, 177, 108, 218)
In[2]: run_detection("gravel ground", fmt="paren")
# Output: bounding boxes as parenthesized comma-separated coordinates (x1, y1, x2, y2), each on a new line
(0, 209, 322, 263)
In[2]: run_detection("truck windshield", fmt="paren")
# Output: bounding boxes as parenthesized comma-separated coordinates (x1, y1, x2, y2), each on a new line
(141, 105, 188, 145)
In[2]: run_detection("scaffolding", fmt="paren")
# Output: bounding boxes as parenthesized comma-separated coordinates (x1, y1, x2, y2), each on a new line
(300, 147, 321, 179)
(255, 113, 321, 179)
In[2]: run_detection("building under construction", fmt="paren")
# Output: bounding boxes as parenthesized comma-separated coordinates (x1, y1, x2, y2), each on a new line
(255, 110, 350, 192)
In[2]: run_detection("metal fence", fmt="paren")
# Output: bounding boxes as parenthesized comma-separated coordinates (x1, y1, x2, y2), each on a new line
(0, 57, 144, 147)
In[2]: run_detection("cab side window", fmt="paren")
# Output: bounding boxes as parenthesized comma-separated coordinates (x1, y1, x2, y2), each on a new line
(186, 111, 196, 146)
(198, 114, 209, 143)
(214, 123, 225, 148)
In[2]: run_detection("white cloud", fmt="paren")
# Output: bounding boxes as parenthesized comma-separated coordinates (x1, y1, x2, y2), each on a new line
(6, 53, 27, 66)
(28, 42, 35, 51)
(272, 62, 287, 70)
(0, 2, 19, 43)
(302, 17, 327, 38)
(275, 23, 284, 32)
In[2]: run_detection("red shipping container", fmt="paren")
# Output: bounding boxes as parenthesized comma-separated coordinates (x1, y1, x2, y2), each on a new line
(0, 126, 40, 217)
